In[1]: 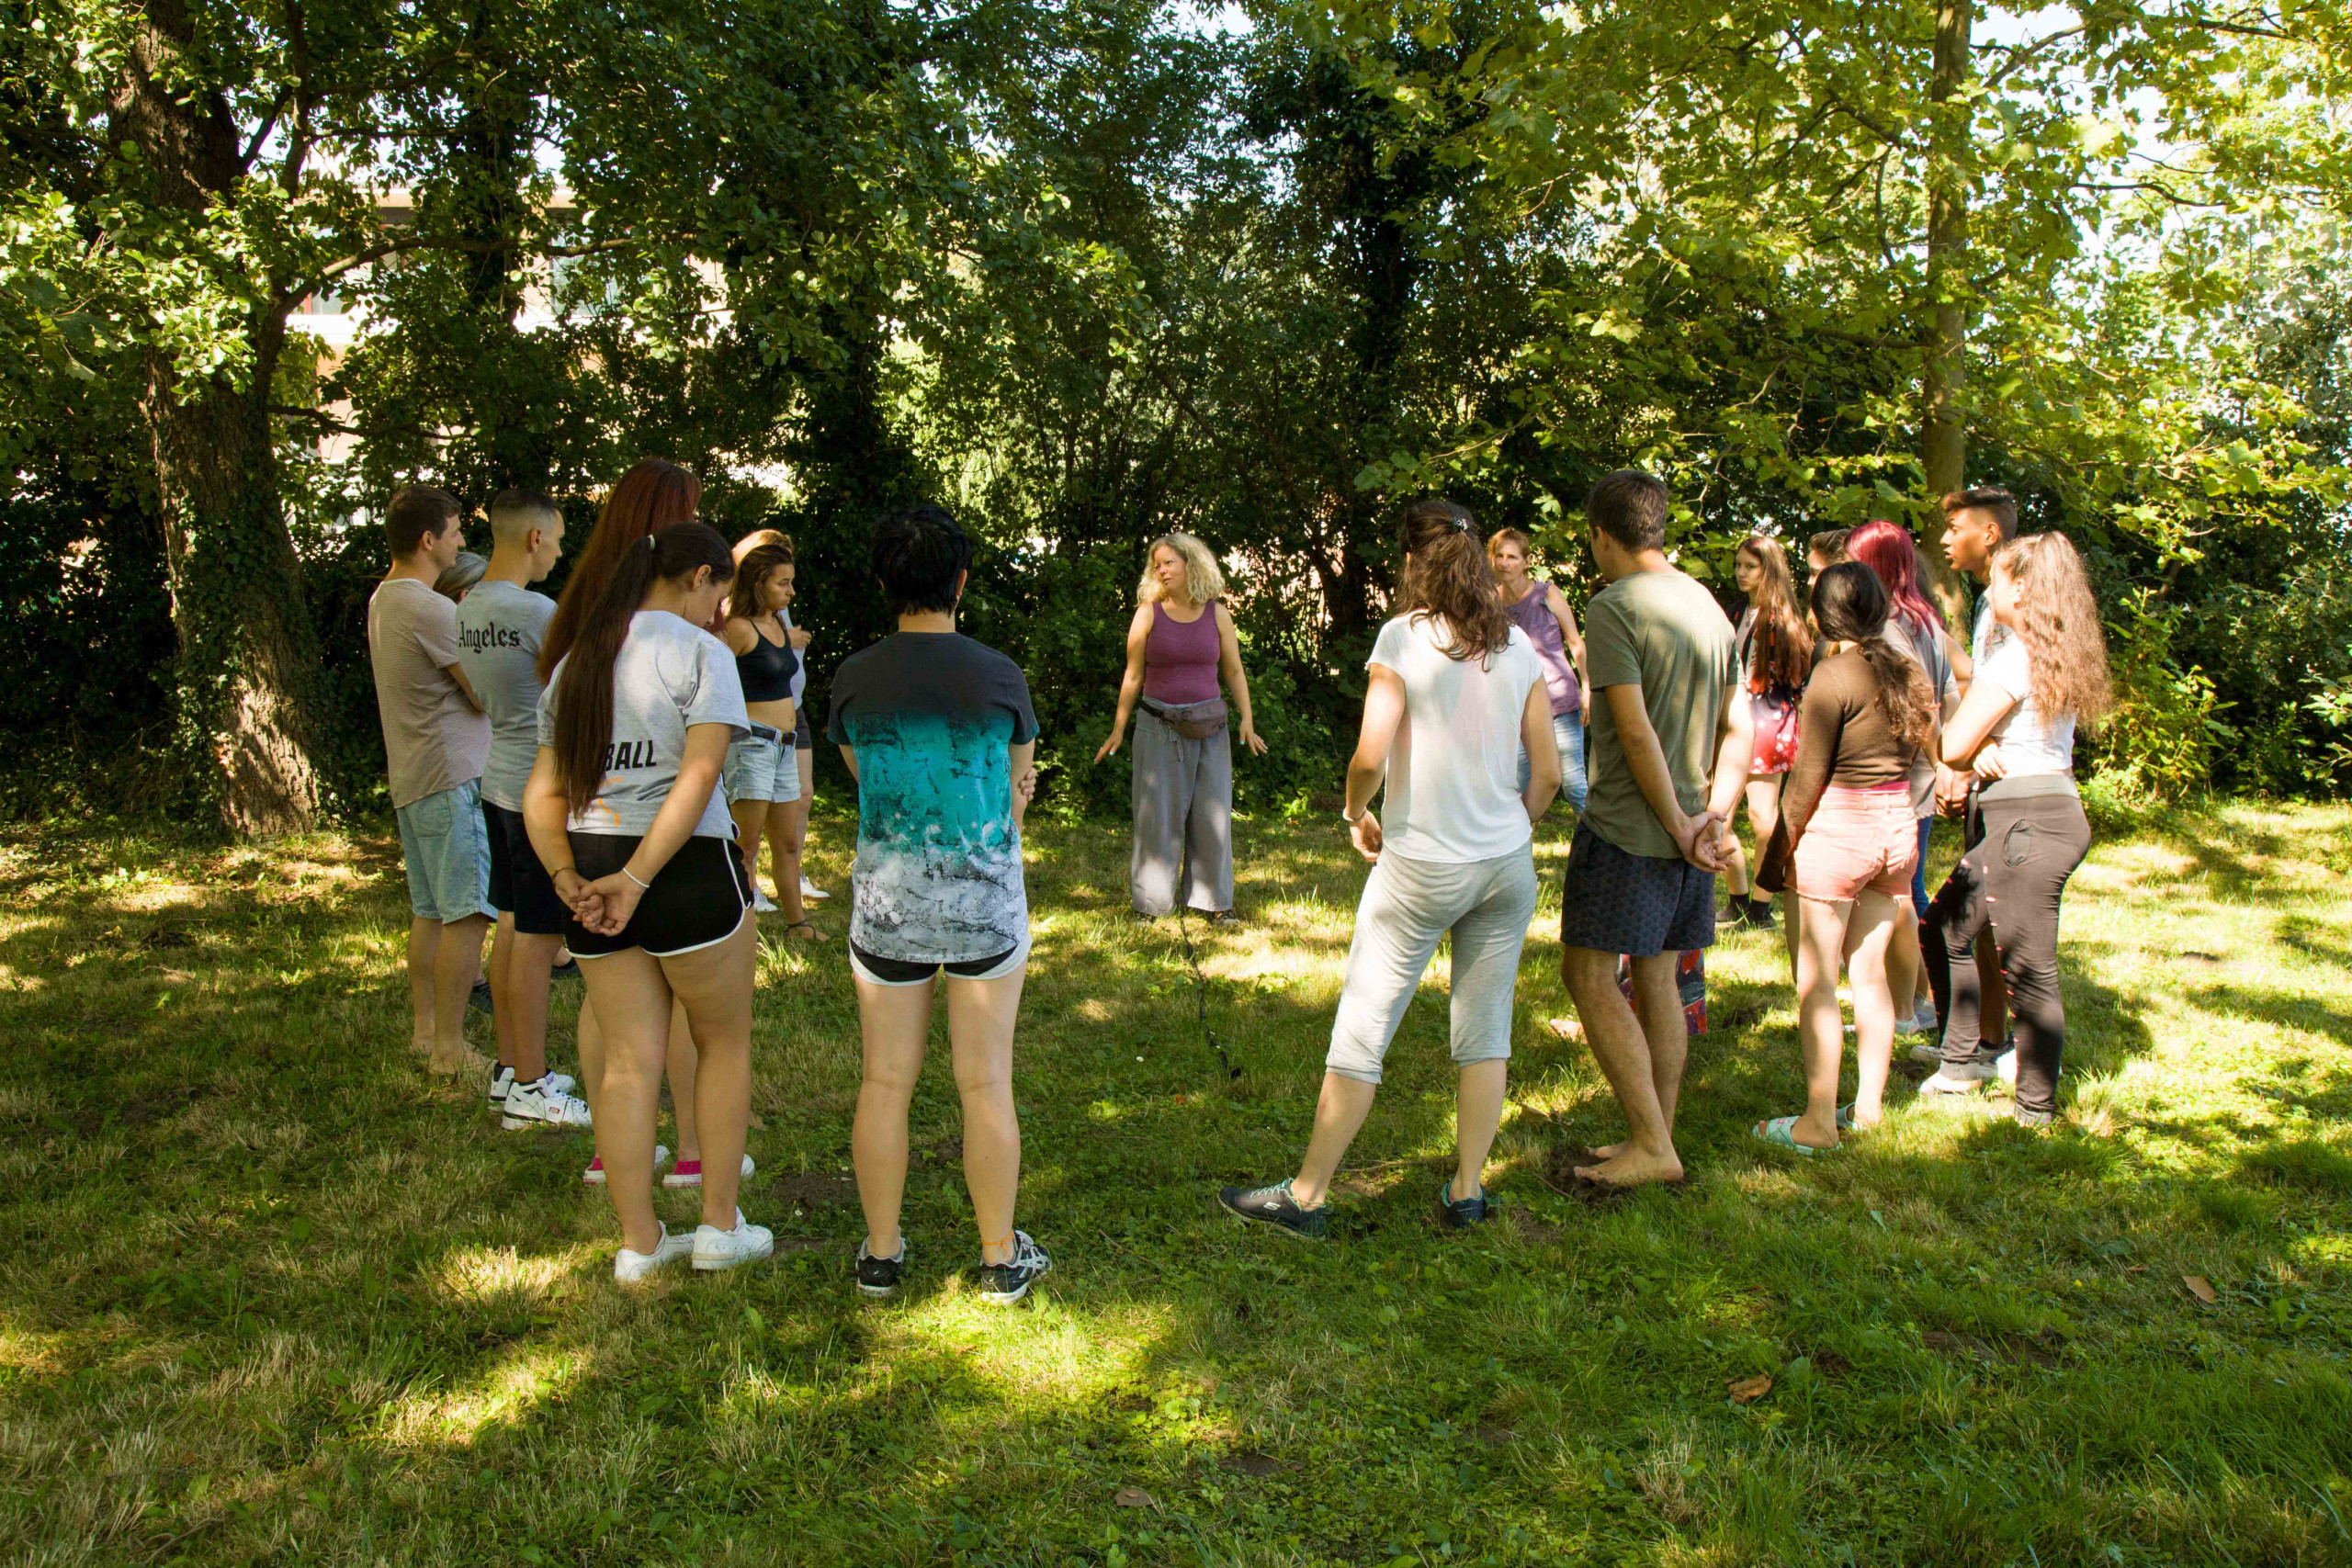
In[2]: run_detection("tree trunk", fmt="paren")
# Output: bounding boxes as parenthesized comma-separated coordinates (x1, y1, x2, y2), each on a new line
(1918, 0, 1973, 623)
(120, 3, 323, 835)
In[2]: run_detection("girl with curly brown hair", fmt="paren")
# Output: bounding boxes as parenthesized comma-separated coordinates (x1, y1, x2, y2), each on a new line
(1919, 531, 2111, 1127)
(1718, 536, 1813, 928)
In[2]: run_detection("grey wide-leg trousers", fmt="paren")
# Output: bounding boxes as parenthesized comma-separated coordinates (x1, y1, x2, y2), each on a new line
(1131, 708, 1234, 916)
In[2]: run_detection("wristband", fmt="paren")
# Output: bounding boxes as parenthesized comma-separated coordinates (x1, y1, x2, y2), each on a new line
(620, 865, 653, 891)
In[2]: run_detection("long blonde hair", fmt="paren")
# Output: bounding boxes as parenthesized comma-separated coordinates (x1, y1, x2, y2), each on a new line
(1993, 532, 2112, 727)
(1137, 532, 1226, 606)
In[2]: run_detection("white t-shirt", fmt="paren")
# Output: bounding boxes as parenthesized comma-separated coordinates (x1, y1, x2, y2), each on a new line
(454, 580, 557, 811)
(537, 611, 750, 837)
(1367, 615, 1544, 863)
(1978, 637, 2075, 776)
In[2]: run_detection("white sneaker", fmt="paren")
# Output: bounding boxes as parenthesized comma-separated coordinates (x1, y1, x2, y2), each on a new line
(1912, 1000, 1940, 1033)
(663, 1153, 755, 1190)
(544, 1071, 577, 1096)
(1907, 1042, 1946, 1068)
(584, 1144, 668, 1185)
(1996, 1047, 2018, 1089)
(802, 877, 830, 901)
(487, 1063, 515, 1107)
(693, 1210, 775, 1271)
(615, 1223, 694, 1282)
(501, 1077, 594, 1131)
(1920, 1063, 1995, 1098)
(752, 888, 778, 913)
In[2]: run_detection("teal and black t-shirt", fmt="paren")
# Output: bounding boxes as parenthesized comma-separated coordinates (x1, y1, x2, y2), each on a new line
(827, 632, 1038, 964)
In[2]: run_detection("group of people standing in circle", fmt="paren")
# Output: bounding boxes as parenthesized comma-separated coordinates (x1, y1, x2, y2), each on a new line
(368, 453, 2109, 1289)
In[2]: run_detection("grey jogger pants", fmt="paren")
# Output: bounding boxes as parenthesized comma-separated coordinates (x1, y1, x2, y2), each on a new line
(1325, 847, 1541, 1085)
(1131, 705, 1234, 917)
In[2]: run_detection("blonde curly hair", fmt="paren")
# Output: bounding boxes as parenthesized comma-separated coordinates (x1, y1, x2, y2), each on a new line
(1992, 532, 2112, 727)
(1137, 532, 1226, 606)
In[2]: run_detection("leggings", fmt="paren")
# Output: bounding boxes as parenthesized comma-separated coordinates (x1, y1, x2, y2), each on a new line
(1923, 790, 2090, 1118)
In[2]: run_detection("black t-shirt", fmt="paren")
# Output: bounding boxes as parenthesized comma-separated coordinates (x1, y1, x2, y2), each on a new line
(826, 632, 1038, 963)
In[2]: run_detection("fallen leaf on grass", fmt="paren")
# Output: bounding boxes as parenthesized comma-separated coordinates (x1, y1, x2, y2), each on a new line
(2184, 1275, 2219, 1304)
(1114, 1487, 1156, 1508)
(1726, 1375, 1772, 1404)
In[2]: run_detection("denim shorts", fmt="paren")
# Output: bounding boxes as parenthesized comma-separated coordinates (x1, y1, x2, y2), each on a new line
(395, 780, 494, 923)
(1517, 707, 1589, 814)
(723, 724, 801, 806)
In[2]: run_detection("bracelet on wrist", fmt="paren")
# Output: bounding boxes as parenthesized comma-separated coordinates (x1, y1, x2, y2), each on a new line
(620, 865, 653, 891)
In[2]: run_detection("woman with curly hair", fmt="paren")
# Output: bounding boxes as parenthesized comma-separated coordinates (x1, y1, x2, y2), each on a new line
(1919, 532, 2111, 1127)
(1718, 536, 1813, 928)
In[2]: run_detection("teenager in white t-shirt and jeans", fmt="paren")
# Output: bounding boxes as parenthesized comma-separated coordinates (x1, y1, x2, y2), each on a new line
(524, 523, 772, 1282)
(1220, 500, 1559, 1238)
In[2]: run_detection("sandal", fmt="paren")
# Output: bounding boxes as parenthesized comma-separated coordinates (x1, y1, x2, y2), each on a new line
(784, 920, 827, 941)
(1752, 1116, 1836, 1156)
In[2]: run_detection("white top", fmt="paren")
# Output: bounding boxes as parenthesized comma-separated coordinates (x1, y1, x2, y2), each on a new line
(453, 580, 557, 811)
(537, 611, 750, 837)
(1971, 595, 2009, 665)
(1367, 615, 1544, 863)
(1978, 637, 2075, 776)
(780, 604, 808, 705)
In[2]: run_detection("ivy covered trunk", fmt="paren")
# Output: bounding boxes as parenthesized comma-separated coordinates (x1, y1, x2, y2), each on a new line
(120, 0, 323, 836)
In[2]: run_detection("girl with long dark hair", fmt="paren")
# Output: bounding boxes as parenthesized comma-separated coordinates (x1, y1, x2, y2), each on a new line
(1751, 562, 1936, 1153)
(1218, 499, 1558, 1237)
(1845, 518, 1959, 1037)
(523, 523, 772, 1280)
(1920, 532, 2110, 1126)
(1719, 536, 1813, 928)
(720, 543, 821, 940)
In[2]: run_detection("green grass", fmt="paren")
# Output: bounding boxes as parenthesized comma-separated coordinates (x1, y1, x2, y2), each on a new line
(5, 800, 2352, 1565)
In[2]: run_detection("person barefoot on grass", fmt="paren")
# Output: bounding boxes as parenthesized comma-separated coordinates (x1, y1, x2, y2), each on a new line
(456, 489, 590, 1130)
(368, 487, 493, 1078)
(1555, 471, 1748, 1190)
(1750, 564, 1936, 1154)
(833, 505, 1050, 1305)
(1219, 499, 1556, 1240)
(719, 543, 823, 942)
(524, 522, 771, 1282)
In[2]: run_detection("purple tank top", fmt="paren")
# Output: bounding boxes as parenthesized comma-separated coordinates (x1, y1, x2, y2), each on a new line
(1143, 601, 1221, 705)
(1503, 584, 1580, 716)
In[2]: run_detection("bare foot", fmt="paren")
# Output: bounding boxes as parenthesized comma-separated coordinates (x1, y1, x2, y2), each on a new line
(1589, 1142, 1623, 1161)
(1544, 1016, 1584, 1042)
(425, 1048, 481, 1077)
(1572, 1147, 1685, 1188)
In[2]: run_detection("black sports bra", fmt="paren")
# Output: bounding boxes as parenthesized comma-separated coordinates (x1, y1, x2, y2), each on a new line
(735, 622, 797, 704)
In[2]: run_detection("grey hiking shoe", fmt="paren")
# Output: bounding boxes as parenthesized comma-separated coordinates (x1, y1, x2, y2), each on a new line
(1218, 1179, 1328, 1240)
(1436, 1179, 1491, 1229)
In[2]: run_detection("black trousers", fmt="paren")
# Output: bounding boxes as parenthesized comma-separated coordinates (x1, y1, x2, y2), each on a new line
(1923, 789, 2091, 1119)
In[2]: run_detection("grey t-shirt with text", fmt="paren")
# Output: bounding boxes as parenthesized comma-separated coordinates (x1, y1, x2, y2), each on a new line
(537, 611, 749, 838)
(454, 580, 556, 811)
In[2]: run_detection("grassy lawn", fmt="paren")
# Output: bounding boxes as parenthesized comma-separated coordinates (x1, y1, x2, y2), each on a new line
(4, 799, 2352, 1566)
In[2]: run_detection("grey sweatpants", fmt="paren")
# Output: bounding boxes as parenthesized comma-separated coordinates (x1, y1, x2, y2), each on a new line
(1131, 708, 1233, 916)
(1326, 847, 1540, 1085)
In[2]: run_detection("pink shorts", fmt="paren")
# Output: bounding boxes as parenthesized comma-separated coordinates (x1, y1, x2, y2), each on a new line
(1791, 782, 1918, 902)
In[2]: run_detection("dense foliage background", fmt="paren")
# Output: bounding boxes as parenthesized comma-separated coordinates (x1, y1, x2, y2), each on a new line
(6, 0, 2351, 832)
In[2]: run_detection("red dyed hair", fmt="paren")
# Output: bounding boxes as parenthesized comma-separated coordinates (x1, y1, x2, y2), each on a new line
(538, 458, 704, 678)
(1846, 518, 1944, 636)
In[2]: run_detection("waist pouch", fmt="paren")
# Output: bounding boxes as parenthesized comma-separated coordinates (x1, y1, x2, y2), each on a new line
(1143, 696, 1227, 741)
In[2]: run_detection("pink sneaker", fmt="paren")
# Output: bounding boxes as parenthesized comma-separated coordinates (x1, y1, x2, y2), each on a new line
(662, 1153, 756, 1189)
(582, 1145, 669, 1186)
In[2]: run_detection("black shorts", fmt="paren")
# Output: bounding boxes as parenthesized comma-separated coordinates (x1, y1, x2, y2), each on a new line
(794, 705, 813, 751)
(483, 800, 567, 936)
(565, 832, 751, 959)
(848, 939, 1026, 987)
(1557, 822, 1716, 958)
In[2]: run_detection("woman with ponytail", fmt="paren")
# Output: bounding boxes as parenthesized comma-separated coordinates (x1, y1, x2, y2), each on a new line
(523, 522, 774, 1281)
(1919, 532, 2109, 1128)
(1218, 499, 1556, 1238)
(1718, 536, 1813, 929)
(1751, 562, 1935, 1154)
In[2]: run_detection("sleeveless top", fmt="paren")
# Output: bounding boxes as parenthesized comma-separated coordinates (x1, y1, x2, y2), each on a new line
(735, 620, 797, 705)
(1142, 600, 1221, 705)
(1501, 584, 1580, 716)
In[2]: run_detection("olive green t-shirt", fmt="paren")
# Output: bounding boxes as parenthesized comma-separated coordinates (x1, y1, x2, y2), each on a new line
(1579, 568, 1739, 861)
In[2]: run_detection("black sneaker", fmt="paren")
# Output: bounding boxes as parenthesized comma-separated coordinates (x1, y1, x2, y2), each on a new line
(468, 976, 493, 1015)
(977, 1232, 1052, 1305)
(1217, 1179, 1328, 1240)
(1746, 898, 1778, 926)
(1436, 1178, 1491, 1229)
(855, 1235, 907, 1299)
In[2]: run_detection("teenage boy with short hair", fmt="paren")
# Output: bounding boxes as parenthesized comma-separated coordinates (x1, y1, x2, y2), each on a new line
(369, 487, 493, 1077)
(1918, 485, 2022, 1086)
(456, 489, 591, 1130)
(1555, 471, 1750, 1190)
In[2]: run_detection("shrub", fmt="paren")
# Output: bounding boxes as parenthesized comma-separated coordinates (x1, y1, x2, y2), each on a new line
(2089, 586, 2220, 804)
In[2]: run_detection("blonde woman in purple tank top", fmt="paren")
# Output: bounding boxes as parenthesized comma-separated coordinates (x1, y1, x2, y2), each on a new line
(1095, 534, 1268, 921)
(1487, 528, 1589, 812)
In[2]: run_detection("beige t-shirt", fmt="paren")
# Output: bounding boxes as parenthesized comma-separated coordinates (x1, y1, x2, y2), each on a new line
(368, 577, 490, 808)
